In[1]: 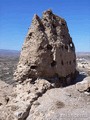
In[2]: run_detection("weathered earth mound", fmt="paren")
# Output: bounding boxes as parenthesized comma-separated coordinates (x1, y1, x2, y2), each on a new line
(14, 9, 77, 86)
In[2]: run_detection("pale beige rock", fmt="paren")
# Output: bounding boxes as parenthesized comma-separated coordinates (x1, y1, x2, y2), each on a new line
(6, 78, 52, 120)
(14, 9, 77, 85)
(76, 76, 90, 92)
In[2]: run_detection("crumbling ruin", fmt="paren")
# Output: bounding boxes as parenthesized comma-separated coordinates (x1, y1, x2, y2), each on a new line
(14, 9, 77, 86)
(0, 10, 81, 120)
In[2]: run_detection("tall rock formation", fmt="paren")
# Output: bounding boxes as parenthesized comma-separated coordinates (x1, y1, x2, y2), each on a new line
(14, 9, 77, 85)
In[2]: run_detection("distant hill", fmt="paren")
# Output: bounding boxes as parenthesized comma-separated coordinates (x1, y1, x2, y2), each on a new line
(76, 52, 90, 61)
(0, 49, 90, 59)
(76, 52, 90, 56)
(0, 49, 20, 57)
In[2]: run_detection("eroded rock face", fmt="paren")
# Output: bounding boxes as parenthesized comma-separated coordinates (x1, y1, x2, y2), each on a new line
(14, 9, 76, 84)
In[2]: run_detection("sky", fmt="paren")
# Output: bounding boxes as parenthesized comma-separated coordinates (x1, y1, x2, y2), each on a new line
(0, 0, 90, 52)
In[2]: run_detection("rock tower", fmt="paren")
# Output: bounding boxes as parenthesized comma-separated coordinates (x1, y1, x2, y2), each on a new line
(14, 9, 77, 85)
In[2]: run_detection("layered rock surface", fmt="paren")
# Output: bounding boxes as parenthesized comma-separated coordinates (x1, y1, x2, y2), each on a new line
(1, 78, 90, 120)
(14, 9, 76, 85)
(0, 78, 53, 120)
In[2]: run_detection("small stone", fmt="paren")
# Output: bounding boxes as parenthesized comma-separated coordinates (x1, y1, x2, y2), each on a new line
(11, 105, 19, 111)
(14, 111, 22, 118)
(33, 101, 40, 106)
(84, 92, 90, 96)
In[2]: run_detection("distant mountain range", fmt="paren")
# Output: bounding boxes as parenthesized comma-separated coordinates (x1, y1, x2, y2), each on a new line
(0, 49, 90, 57)
(76, 52, 90, 57)
(0, 49, 20, 57)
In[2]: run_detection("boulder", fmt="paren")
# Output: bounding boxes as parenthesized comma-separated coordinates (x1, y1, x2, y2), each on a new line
(76, 76, 90, 92)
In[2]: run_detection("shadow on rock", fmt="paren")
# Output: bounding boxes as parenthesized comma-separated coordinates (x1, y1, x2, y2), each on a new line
(73, 73, 87, 84)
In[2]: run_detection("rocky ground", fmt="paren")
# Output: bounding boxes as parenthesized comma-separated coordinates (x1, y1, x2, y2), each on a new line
(0, 51, 90, 120)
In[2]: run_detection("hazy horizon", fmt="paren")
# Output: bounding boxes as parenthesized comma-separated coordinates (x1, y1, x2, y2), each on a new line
(0, 49, 90, 53)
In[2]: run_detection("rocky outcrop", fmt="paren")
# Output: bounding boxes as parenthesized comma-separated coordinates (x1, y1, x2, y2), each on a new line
(76, 76, 90, 92)
(0, 78, 53, 120)
(0, 9, 77, 120)
(0, 77, 90, 120)
(14, 9, 77, 86)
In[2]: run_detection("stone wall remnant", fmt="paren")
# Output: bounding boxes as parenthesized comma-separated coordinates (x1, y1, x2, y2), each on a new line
(14, 9, 77, 85)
